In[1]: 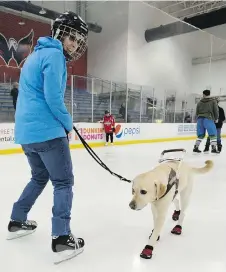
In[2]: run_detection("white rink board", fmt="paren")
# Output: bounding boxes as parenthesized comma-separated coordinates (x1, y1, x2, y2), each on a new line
(0, 122, 225, 151)
(71, 123, 198, 144)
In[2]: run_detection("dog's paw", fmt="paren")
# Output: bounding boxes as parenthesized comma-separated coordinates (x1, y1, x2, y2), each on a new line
(149, 229, 160, 241)
(140, 245, 153, 259)
(171, 225, 182, 235)
(172, 210, 180, 221)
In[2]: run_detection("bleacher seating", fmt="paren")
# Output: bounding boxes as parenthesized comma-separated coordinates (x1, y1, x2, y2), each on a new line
(0, 84, 15, 122)
(0, 83, 148, 123)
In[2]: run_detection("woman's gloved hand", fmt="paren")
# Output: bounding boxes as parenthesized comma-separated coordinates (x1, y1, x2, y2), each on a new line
(65, 129, 72, 141)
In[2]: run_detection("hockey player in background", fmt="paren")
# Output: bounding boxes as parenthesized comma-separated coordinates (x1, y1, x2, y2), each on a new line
(7, 12, 88, 264)
(103, 110, 115, 146)
(193, 90, 219, 154)
(204, 98, 225, 153)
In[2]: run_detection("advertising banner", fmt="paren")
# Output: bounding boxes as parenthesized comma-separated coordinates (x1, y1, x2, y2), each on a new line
(177, 124, 197, 135)
(0, 122, 225, 153)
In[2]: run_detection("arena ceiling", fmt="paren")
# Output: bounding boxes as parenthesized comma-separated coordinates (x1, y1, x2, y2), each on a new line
(147, 1, 226, 20)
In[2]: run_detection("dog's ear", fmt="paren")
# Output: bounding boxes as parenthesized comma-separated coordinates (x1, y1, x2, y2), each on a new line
(155, 182, 167, 200)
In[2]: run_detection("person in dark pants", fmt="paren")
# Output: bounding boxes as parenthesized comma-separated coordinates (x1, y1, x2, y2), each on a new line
(7, 12, 88, 264)
(119, 103, 125, 119)
(106, 131, 114, 144)
(204, 99, 225, 153)
(184, 113, 192, 123)
(10, 82, 19, 110)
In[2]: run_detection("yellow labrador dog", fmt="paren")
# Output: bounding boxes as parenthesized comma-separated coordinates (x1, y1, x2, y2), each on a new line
(129, 159, 213, 259)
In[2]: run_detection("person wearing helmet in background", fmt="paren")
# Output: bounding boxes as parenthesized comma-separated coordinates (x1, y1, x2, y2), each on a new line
(103, 110, 115, 146)
(7, 11, 88, 264)
(204, 98, 225, 153)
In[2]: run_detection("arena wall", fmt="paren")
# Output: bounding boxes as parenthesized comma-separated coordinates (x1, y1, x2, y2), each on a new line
(0, 122, 225, 155)
(0, 11, 87, 83)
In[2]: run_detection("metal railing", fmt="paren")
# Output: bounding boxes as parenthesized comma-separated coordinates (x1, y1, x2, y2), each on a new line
(1, 73, 225, 124)
(67, 75, 200, 124)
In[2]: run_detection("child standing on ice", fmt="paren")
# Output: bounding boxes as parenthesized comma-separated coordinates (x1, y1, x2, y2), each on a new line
(102, 110, 115, 146)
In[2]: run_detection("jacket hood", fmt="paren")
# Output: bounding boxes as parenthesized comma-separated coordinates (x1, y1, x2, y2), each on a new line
(34, 37, 63, 52)
(200, 97, 216, 103)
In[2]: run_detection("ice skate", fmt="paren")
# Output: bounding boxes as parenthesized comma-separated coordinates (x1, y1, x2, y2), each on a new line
(105, 142, 108, 146)
(193, 146, 201, 154)
(203, 145, 209, 154)
(52, 234, 85, 264)
(211, 146, 220, 154)
(217, 144, 222, 153)
(7, 220, 37, 240)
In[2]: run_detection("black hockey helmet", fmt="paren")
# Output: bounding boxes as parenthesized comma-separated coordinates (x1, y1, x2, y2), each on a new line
(203, 89, 210, 96)
(52, 11, 88, 61)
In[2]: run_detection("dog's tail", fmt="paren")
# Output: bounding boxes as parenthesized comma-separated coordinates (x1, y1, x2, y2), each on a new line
(191, 160, 213, 174)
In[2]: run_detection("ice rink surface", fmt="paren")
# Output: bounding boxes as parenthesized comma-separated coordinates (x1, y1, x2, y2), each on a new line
(0, 140, 226, 272)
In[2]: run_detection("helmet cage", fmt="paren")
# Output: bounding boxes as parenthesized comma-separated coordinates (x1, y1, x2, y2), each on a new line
(53, 23, 88, 61)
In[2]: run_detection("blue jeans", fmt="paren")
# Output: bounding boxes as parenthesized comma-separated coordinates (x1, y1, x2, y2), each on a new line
(195, 117, 217, 147)
(196, 117, 217, 138)
(11, 137, 74, 236)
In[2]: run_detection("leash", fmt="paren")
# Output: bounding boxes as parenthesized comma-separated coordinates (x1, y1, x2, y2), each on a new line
(73, 126, 131, 183)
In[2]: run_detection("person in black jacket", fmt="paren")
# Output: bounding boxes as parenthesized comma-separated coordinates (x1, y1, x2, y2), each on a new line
(10, 82, 19, 110)
(204, 98, 225, 153)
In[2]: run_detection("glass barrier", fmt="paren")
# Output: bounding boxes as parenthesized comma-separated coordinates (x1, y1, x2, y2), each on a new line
(1, 1, 226, 124)
(93, 77, 111, 123)
(140, 85, 155, 123)
(72, 75, 93, 123)
(110, 82, 127, 123)
(126, 83, 142, 123)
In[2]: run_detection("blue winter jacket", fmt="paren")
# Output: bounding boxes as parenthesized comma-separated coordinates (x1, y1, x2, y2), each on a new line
(15, 37, 73, 144)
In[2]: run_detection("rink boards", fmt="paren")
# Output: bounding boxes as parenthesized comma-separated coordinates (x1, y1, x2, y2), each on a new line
(0, 122, 225, 154)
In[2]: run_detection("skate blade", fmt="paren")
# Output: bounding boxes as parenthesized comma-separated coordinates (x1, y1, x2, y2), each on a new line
(53, 248, 84, 265)
(7, 229, 36, 240)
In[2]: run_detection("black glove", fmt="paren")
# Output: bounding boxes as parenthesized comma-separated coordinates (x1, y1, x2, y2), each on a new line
(65, 129, 69, 141)
(112, 127, 115, 132)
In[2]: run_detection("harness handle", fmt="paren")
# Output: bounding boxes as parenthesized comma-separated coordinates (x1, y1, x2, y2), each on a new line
(161, 149, 186, 156)
(159, 149, 186, 164)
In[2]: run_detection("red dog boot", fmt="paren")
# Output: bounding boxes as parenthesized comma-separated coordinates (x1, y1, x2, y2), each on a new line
(172, 210, 180, 221)
(171, 225, 182, 235)
(140, 245, 153, 259)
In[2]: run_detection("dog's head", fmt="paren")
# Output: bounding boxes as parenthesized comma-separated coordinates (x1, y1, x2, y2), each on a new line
(129, 173, 167, 211)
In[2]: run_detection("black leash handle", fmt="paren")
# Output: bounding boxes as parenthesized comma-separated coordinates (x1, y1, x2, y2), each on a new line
(73, 126, 131, 183)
